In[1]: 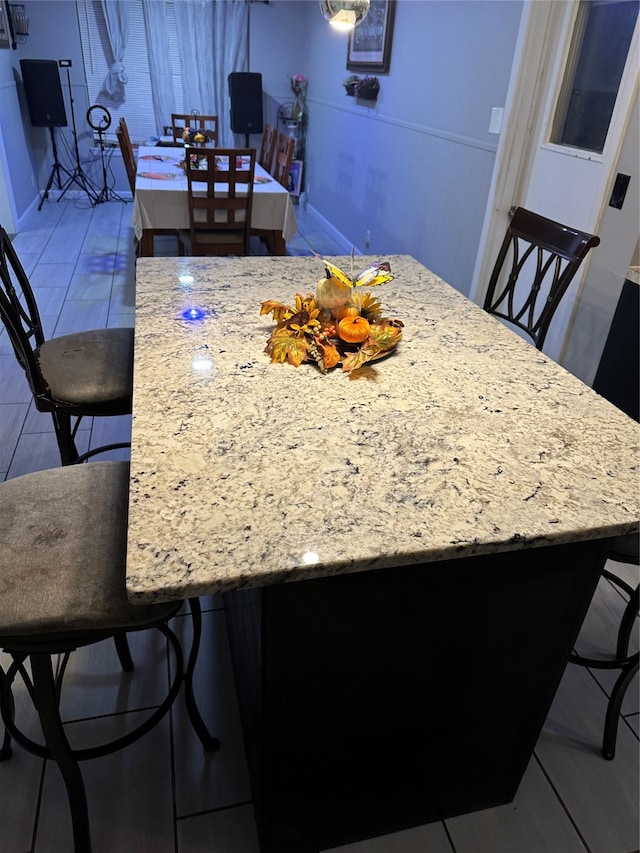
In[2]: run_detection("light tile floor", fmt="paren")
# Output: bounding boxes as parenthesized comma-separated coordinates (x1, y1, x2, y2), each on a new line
(0, 198, 638, 852)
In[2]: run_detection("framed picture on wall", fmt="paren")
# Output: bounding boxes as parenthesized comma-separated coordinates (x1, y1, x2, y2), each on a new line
(0, 1, 11, 48)
(346, 0, 396, 73)
(288, 160, 303, 197)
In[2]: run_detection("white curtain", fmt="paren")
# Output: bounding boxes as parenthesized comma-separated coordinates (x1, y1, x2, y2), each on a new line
(142, 0, 174, 133)
(173, 0, 248, 146)
(99, 0, 129, 103)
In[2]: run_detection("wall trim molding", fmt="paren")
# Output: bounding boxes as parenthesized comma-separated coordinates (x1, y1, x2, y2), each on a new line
(309, 97, 498, 154)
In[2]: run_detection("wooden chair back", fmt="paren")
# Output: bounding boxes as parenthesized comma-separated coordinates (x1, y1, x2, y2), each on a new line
(483, 207, 600, 350)
(272, 132, 295, 189)
(116, 120, 137, 194)
(182, 148, 255, 256)
(171, 113, 219, 146)
(258, 124, 277, 173)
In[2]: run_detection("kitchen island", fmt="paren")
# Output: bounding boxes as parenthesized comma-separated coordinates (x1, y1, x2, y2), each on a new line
(128, 255, 639, 851)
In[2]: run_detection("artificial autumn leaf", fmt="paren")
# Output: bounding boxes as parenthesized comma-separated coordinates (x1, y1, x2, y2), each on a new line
(369, 320, 403, 351)
(341, 340, 383, 373)
(265, 330, 309, 367)
(261, 300, 292, 324)
(319, 340, 341, 369)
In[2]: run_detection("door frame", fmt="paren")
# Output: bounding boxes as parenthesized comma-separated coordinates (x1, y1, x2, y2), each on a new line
(469, 0, 639, 362)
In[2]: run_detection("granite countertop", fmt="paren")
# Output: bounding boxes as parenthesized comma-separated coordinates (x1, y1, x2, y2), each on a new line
(626, 266, 640, 286)
(126, 255, 640, 603)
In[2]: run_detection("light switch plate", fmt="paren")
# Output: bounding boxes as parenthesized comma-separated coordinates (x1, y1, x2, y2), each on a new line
(489, 107, 503, 135)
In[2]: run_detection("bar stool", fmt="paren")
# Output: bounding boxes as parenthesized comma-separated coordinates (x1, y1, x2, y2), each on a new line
(0, 461, 219, 852)
(570, 534, 639, 759)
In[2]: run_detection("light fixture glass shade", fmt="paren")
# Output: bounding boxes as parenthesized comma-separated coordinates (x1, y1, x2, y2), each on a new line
(319, 0, 371, 31)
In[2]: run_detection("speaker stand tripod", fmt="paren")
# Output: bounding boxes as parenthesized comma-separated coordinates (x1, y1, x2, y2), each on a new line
(87, 105, 126, 205)
(56, 63, 99, 206)
(38, 127, 74, 211)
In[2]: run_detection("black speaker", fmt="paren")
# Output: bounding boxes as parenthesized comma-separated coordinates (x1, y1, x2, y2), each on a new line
(228, 72, 263, 135)
(20, 59, 68, 128)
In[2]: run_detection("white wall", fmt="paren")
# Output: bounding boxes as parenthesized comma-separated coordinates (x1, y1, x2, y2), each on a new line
(301, 0, 523, 293)
(2, 0, 523, 297)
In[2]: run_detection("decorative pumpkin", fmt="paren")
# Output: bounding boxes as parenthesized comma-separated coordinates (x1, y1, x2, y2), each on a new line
(338, 315, 371, 343)
(333, 304, 360, 321)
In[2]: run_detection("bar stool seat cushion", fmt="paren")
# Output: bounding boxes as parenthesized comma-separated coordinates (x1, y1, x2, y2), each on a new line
(36, 328, 133, 411)
(0, 462, 177, 644)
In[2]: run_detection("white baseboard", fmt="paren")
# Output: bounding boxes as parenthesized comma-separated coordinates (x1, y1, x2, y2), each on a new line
(303, 202, 360, 255)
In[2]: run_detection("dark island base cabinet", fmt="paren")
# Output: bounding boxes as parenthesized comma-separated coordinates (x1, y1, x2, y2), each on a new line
(224, 539, 608, 852)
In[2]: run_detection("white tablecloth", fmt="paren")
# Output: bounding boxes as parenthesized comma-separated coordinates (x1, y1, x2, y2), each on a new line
(131, 146, 298, 243)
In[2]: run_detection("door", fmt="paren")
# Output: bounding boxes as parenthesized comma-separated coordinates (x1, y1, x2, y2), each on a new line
(470, 0, 639, 364)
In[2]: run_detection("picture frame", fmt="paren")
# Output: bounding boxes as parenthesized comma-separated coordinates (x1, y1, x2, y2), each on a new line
(347, 0, 395, 74)
(288, 160, 303, 197)
(0, 1, 11, 48)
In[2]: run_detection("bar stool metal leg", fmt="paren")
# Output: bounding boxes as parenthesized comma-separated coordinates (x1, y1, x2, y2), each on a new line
(31, 653, 92, 852)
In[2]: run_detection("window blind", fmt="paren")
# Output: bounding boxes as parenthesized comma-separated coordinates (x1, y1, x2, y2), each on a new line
(76, 0, 185, 144)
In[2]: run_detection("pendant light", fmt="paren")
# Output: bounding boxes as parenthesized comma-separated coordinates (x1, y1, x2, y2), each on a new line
(319, 0, 371, 31)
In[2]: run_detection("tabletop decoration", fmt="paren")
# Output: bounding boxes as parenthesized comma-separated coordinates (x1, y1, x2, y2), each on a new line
(181, 127, 215, 145)
(260, 255, 402, 374)
(138, 171, 181, 180)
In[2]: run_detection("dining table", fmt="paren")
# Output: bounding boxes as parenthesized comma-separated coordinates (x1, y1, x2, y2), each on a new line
(126, 254, 640, 852)
(131, 145, 298, 257)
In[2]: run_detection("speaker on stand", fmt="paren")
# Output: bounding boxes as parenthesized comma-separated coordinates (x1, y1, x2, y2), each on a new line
(86, 105, 126, 205)
(228, 72, 264, 147)
(20, 59, 72, 210)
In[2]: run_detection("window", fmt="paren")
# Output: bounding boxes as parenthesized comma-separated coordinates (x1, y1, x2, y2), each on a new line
(76, 0, 185, 144)
(551, 0, 639, 153)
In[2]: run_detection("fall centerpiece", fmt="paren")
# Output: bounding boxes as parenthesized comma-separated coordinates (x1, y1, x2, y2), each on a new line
(260, 256, 403, 374)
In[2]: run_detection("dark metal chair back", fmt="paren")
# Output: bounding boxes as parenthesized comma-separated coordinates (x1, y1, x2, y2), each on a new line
(0, 225, 133, 465)
(0, 226, 48, 401)
(483, 207, 600, 350)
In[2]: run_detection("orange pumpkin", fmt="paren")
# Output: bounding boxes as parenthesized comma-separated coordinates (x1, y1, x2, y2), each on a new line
(338, 315, 371, 343)
(333, 304, 360, 322)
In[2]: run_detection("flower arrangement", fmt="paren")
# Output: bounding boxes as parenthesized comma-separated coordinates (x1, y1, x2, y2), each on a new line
(290, 73, 308, 98)
(260, 257, 403, 374)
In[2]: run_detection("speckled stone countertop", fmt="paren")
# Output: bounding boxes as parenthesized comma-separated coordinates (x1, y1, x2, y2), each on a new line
(126, 255, 640, 604)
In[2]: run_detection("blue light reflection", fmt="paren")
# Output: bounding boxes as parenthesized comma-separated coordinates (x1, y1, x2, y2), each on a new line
(181, 306, 206, 322)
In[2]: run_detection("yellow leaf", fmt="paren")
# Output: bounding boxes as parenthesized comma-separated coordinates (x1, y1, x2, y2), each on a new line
(260, 300, 292, 324)
(265, 330, 309, 367)
(369, 321, 403, 351)
(341, 342, 382, 372)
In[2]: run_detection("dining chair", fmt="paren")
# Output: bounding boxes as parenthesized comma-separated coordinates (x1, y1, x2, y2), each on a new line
(483, 207, 600, 350)
(178, 147, 256, 256)
(116, 120, 183, 256)
(272, 132, 296, 189)
(116, 120, 137, 194)
(258, 123, 277, 173)
(0, 460, 219, 853)
(171, 112, 219, 146)
(0, 225, 133, 465)
(569, 534, 639, 760)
